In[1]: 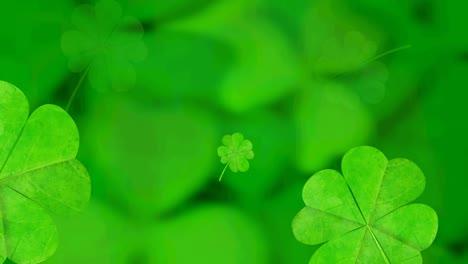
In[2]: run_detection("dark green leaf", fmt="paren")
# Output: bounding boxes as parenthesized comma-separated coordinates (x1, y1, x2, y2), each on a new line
(61, 0, 147, 91)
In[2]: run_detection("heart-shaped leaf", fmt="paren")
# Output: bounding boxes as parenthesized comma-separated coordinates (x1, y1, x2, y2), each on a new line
(61, 0, 147, 91)
(148, 205, 269, 264)
(0, 81, 91, 263)
(293, 146, 438, 263)
(217, 132, 254, 181)
(80, 94, 217, 217)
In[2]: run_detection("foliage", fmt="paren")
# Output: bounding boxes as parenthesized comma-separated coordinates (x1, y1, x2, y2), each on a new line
(217, 132, 254, 181)
(292, 146, 438, 263)
(0, 81, 90, 263)
(61, 0, 147, 91)
(1, 0, 466, 262)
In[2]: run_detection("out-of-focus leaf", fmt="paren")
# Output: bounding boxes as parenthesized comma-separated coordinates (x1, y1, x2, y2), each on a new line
(117, 0, 214, 22)
(295, 80, 373, 172)
(423, 244, 468, 264)
(263, 183, 316, 264)
(163, 0, 255, 33)
(215, 19, 299, 113)
(258, 0, 310, 42)
(0, 0, 73, 109)
(81, 94, 218, 217)
(375, 100, 443, 221)
(421, 60, 468, 244)
(165, 1, 300, 113)
(43, 199, 131, 264)
(148, 205, 269, 264)
(344, 61, 389, 105)
(135, 30, 232, 101)
(303, 0, 385, 74)
(363, 47, 439, 120)
(433, 0, 468, 53)
(61, 0, 147, 92)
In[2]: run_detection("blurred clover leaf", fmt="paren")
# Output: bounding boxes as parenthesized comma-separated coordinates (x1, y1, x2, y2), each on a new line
(344, 61, 389, 105)
(81, 95, 217, 217)
(217, 133, 254, 181)
(295, 81, 372, 172)
(304, 0, 384, 74)
(0, 81, 91, 263)
(61, 0, 147, 92)
(293, 146, 438, 263)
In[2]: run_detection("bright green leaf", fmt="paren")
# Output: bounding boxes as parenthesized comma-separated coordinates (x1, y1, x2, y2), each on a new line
(0, 81, 91, 264)
(221, 111, 294, 208)
(292, 146, 438, 263)
(61, 0, 147, 91)
(217, 132, 254, 181)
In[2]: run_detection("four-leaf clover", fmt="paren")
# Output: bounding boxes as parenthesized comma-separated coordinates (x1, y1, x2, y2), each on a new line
(61, 0, 147, 91)
(0, 80, 91, 263)
(292, 146, 438, 263)
(217, 133, 254, 181)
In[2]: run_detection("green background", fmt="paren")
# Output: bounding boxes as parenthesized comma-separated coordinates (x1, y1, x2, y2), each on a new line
(1, 0, 467, 263)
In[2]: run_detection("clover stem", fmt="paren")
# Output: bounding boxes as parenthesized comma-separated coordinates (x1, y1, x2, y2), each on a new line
(363, 44, 412, 66)
(65, 60, 92, 112)
(219, 162, 230, 182)
(332, 44, 412, 79)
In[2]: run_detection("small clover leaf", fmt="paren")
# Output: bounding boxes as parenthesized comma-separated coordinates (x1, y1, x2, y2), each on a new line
(217, 133, 254, 181)
(61, 0, 147, 92)
(292, 146, 438, 263)
(0, 81, 91, 263)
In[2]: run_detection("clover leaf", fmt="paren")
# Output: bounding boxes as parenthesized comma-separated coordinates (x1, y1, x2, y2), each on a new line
(0, 81, 91, 263)
(80, 95, 217, 216)
(61, 0, 147, 92)
(303, 0, 383, 74)
(346, 61, 389, 105)
(217, 133, 254, 181)
(292, 146, 438, 263)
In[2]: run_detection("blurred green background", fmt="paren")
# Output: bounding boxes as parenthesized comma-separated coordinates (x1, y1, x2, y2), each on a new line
(1, 0, 467, 263)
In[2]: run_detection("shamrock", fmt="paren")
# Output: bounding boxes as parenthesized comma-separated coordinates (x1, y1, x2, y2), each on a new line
(292, 146, 438, 263)
(303, 0, 383, 74)
(0, 80, 90, 263)
(217, 133, 254, 181)
(61, 0, 147, 92)
(343, 61, 389, 105)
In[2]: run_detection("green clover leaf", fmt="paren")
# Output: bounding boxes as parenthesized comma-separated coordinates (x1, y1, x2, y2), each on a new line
(80, 94, 217, 216)
(345, 61, 389, 105)
(217, 133, 254, 181)
(61, 0, 147, 91)
(292, 146, 438, 263)
(303, 0, 383, 74)
(0, 81, 91, 263)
